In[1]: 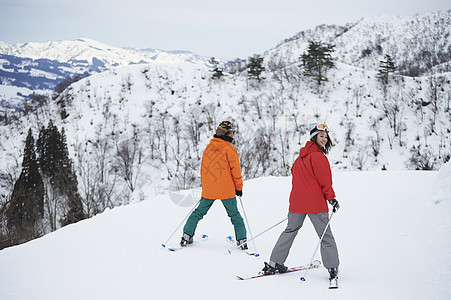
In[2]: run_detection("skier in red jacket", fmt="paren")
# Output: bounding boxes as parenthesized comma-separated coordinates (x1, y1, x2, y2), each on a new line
(262, 123, 340, 281)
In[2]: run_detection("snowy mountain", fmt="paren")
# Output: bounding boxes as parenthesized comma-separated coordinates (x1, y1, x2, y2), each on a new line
(1, 11, 450, 107)
(0, 168, 450, 300)
(266, 10, 451, 76)
(0, 38, 208, 67)
(0, 11, 450, 240)
(0, 38, 209, 107)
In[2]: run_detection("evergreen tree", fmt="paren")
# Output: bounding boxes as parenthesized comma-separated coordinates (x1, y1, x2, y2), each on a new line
(247, 54, 265, 82)
(37, 121, 85, 227)
(209, 57, 224, 79)
(58, 128, 85, 226)
(378, 54, 396, 85)
(300, 41, 336, 86)
(6, 129, 44, 242)
(37, 120, 59, 180)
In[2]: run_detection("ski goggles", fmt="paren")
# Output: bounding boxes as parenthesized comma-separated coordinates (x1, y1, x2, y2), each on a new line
(219, 121, 237, 132)
(315, 123, 329, 132)
(310, 123, 329, 137)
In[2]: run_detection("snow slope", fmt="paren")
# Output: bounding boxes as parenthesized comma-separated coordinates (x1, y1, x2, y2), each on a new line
(1, 164, 450, 300)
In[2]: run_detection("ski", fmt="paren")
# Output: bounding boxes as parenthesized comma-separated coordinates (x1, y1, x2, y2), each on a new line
(161, 234, 208, 252)
(236, 260, 321, 280)
(225, 236, 260, 257)
(329, 276, 339, 289)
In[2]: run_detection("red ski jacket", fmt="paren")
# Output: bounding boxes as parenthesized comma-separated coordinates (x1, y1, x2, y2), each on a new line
(289, 141, 335, 213)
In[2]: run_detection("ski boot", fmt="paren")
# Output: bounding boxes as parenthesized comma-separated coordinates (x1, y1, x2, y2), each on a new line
(262, 261, 288, 275)
(237, 238, 248, 250)
(328, 267, 339, 289)
(180, 233, 193, 247)
(328, 267, 338, 279)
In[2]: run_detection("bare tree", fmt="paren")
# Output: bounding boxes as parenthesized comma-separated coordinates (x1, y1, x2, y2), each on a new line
(113, 138, 142, 194)
(185, 110, 203, 159)
(343, 121, 355, 155)
(353, 145, 368, 171)
(370, 118, 381, 161)
(407, 145, 436, 170)
(0, 194, 10, 249)
(42, 176, 63, 232)
(378, 95, 404, 141)
(425, 75, 446, 132)
(353, 84, 366, 117)
(170, 145, 201, 190)
(202, 103, 218, 132)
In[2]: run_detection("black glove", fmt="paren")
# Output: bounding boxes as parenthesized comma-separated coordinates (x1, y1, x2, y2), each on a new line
(329, 199, 340, 212)
(236, 190, 243, 197)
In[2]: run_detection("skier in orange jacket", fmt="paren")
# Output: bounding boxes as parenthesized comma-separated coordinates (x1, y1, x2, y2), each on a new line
(180, 121, 247, 248)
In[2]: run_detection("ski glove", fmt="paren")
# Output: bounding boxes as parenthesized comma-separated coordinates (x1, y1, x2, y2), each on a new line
(236, 190, 243, 197)
(329, 199, 340, 212)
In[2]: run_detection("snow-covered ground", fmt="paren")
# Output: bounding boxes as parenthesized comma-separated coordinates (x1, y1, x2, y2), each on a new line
(1, 163, 450, 300)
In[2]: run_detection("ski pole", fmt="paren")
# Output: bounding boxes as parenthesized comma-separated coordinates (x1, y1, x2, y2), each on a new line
(228, 216, 288, 254)
(300, 211, 335, 283)
(238, 196, 258, 253)
(161, 198, 201, 248)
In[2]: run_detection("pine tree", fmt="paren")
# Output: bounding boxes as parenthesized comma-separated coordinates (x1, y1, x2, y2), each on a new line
(300, 41, 336, 86)
(209, 57, 224, 79)
(247, 54, 265, 82)
(6, 129, 44, 243)
(378, 54, 396, 85)
(37, 121, 85, 228)
(58, 128, 85, 226)
(36, 120, 59, 180)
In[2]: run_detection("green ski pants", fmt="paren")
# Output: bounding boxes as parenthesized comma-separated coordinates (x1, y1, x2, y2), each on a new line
(183, 197, 247, 240)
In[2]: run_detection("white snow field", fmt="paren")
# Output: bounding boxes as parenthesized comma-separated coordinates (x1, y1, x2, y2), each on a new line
(0, 164, 450, 300)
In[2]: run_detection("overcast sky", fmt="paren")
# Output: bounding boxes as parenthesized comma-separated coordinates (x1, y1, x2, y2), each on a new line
(0, 0, 449, 59)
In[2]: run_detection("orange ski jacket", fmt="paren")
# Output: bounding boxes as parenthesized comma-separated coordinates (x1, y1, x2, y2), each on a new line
(201, 137, 243, 200)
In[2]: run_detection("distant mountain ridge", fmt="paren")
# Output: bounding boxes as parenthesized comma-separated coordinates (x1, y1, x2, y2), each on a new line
(0, 38, 210, 107)
(0, 38, 208, 67)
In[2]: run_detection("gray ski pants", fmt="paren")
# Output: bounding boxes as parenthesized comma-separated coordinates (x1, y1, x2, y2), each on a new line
(269, 212, 339, 269)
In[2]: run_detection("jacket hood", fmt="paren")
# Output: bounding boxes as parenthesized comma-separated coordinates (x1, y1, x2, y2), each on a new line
(299, 141, 322, 158)
(209, 137, 231, 150)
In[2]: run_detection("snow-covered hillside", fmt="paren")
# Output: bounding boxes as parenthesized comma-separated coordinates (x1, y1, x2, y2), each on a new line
(0, 167, 450, 300)
(267, 10, 451, 76)
(1, 10, 450, 107)
(1, 56, 450, 216)
(0, 38, 210, 107)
